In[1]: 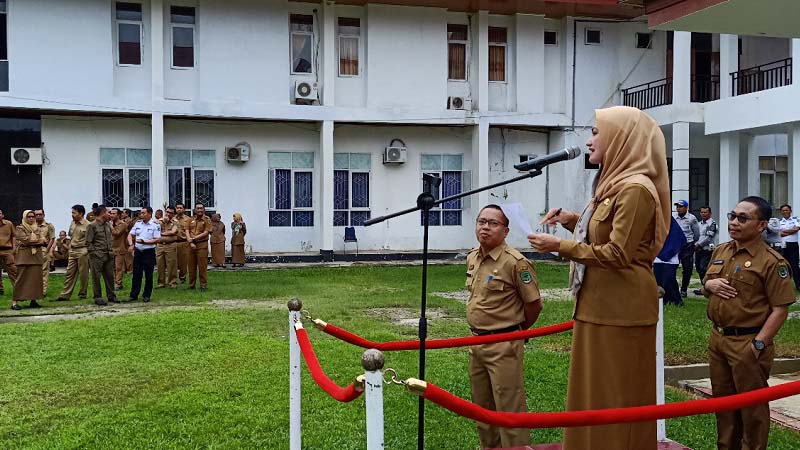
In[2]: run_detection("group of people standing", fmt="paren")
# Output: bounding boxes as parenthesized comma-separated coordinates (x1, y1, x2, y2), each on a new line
(0, 203, 247, 310)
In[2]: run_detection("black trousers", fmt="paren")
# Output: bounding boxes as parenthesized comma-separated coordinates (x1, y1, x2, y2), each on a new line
(130, 248, 156, 300)
(654, 263, 683, 306)
(782, 242, 800, 290)
(679, 242, 696, 292)
(695, 248, 713, 282)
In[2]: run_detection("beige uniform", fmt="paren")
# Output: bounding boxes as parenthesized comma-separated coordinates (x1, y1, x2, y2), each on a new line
(13, 226, 45, 302)
(87, 219, 116, 301)
(177, 215, 192, 282)
(210, 221, 226, 266)
(53, 237, 70, 263)
(703, 240, 795, 450)
(112, 219, 131, 289)
(186, 215, 212, 288)
(156, 217, 180, 287)
(0, 219, 17, 294)
(58, 218, 90, 300)
(38, 222, 54, 294)
(465, 243, 541, 449)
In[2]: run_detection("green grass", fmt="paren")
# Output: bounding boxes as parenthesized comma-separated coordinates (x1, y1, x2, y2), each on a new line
(0, 263, 798, 449)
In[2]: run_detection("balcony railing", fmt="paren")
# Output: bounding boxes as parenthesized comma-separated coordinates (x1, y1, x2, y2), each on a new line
(622, 77, 673, 110)
(731, 58, 792, 96)
(691, 74, 720, 103)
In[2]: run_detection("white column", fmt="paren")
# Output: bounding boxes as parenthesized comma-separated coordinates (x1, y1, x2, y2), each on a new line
(719, 132, 741, 243)
(672, 31, 691, 105)
(151, 0, 164, 101)
(514, 14, 543, 113)
(476, 11, 489, 112)
(472, 120, 490, 208)
(719, 34, 738, 99)
(671, 122, 690, 206)
(745, 134, 759, 196)
(362, 349, 385, 450)
(789, 125, 800, 208)
(320, 121, 335, 256)
(151, 112, 166, 207)
(288, 299, 303, 450)
(792, 39, 800, 86)
(656, 300, 666, 441)
(150, 0, 165, 209)
(321, 0, 336, 106)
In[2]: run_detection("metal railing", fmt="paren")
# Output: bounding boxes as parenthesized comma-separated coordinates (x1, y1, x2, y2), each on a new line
(691, 74, 720, 103)
(731, 58, 792, 96)
(621, 77, 673, 110)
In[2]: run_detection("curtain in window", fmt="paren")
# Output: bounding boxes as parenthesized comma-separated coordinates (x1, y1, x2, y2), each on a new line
(173, 27, 194, 67)
(292, 34, 312, 73)
(448, 43, 466, 80)
(489, 45, 505, 81)
(118, 23, 141, 65)
(340, 36, 358, 76)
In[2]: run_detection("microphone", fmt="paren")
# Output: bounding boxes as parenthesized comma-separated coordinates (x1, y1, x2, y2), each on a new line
(513, 146, 582, 171)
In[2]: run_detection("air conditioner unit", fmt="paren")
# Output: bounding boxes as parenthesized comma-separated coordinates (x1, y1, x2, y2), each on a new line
(10, 147, 43, 166)
(294, 80, 319, 104)
(226, 142, 251, 163)
(448, 96, 471, 111)
(383, 146, 407, 164)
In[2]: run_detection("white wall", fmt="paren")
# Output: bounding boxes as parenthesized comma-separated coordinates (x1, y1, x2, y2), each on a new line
(741, 36, 791, 69)
(543, 18, 566, 114)
(334, 4, 367, 108)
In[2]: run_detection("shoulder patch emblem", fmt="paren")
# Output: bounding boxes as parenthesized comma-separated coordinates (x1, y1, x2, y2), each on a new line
(778, 265, 789, 279)
(519, 270, 533, 284)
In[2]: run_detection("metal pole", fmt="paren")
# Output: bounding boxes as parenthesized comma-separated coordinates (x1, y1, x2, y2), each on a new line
(656, 297, 667, 441)
(288, 298, 303, 450)
(362, 349, 385, 450)
(417, 192, 433, 450)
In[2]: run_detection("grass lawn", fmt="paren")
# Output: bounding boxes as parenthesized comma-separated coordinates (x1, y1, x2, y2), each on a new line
(1, 263, 799, 449)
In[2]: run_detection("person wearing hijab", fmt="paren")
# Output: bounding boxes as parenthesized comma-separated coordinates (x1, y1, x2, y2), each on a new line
(12, 210, 47, 310)
(210, 213, 226, 268)
(230, 213, 246, 267)
(528, 106, 670, 450)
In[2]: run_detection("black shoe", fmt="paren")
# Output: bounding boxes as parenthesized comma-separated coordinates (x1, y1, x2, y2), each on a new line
(94, 298, 108, 306)
(143, 297, 150, 303)
(11, 304, 21, 310)
(30, 300, 42, 308)
(127, 297, 138, 302)
(55, 297, 69, 302)
(693, 289, 703, 296)
(78, 295, 87, 299)
(108, 297, 119, 304)
(680, 290, 688, 298)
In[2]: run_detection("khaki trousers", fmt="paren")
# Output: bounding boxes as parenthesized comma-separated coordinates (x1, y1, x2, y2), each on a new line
(114, 252, 130, 288)
(188, 244, 208, 288)
(89, 252, 116, 300)
(157, 243, 178, 287)
(0, 249, 17, 293)
(41, 253, 51, 295)
(709, 330, 774, 450)
(177, 241, 189, 282)
(58, 247, 89, 299)
(469, 339, 531, 449)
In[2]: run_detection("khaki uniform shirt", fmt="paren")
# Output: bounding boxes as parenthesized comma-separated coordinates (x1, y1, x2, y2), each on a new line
(68, 219, 90, 249)
(559, 183, 659, 327)
(55, 237, 70, 255)
(187, 215, 212, 248)
(111, 220, 130, 254)
(87, 220, 114, 256)
(211, 222, 226, 244)
(38, 222, 54, 251)
(0, 219, 14, 249)
(703, 240, 796, 328)
(158, 217, 180, 245)
(14, 226, 46, 265)
(466, 243, 541, 331)
(177, 215, 192, 242)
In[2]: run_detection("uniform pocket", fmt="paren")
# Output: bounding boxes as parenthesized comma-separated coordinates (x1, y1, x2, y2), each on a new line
(487, 277, 506, 291)
(705, 265, 723, 279)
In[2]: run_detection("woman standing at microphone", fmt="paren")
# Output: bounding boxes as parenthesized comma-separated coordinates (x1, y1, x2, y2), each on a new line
(528, 106, 670, 450)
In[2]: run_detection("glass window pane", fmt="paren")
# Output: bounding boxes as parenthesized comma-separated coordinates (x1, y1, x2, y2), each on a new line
(126, 148, 151, 166)
(292, 34, 313, 73)
(760, 173, 774, 204)
(333, 211, 348, 227)
(274, 169, 291, 209)
(116, 2, 142, 21)
(448, 43, 466, 80)
(194, 169, 215, 208)
(776, 156, 788, 172)
(290, 14, 313, 32)
(0, 1, 7, 13)
(338, 17, 360, 35)
(759, 156, 775, 171)
(118, 23, 141, 65)
(448, 24, 468, 41)
(421, 210, 441, 226)
(294, 172, 313, 208)
(293, 211, 314, 227)
(441, 171, 462, 209)
(292, 152, 314, 169)
(102, 168, 125, 207)
(334, 170, 349, 209)
(776, 172, 789, 207)
(171, 6, 195, 24)
(192, 149, 216, 167)
(269, 152, 292, 169)
(351, 211, 370, 226)
(421, 154, 442, 171)
(488, 27, 507, 44)
(128, 168, 150, 208)
(334, 153, 350, 170)
(442, 210, 462, 226)
(351, 172, 369, 208)
(0, 13, 7, 60)
(269, 211, 291, 227)
(168, 169, 184, 207)
(350, 153, 371, 170)
(442, 154, 463, 171)
(100, 147, 126, 166)
(339, 36, 359, 76)
(173, 27, 194, 68)
(489, 45, 506, 81)
(0, 61, 7, 92)
(167, 149, 191, 166)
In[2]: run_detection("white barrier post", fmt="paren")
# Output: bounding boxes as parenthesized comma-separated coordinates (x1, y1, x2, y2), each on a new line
(656, 297, 667, 441)
(362, 349, 385, 450)
(288, 298, 303, 450)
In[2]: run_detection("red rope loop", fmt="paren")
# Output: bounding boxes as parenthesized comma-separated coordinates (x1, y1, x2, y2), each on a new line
(295, 327, 363, 402)
(319, 320, 575, 351)
(419, 379, 800, 429)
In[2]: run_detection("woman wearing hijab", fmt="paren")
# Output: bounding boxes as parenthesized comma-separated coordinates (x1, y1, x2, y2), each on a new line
(210, 213, 226, 268)
(230, 213, 246, 267)
(12, 210, 47, 310)
(528, 106, 670, 450)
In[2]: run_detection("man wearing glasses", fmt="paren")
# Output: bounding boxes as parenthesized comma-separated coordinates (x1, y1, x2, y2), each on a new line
(701, 196, 795, 450)
(465, 204, 542, 449)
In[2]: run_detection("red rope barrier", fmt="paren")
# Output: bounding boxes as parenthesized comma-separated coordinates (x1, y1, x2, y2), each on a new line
(418, 379, 800, 429)
(295, 327, 363, 402)
(319, 320, 575, 351)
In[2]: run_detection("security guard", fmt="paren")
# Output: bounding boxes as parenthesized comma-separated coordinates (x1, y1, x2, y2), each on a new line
(777, 204, 800, 290)
(0, 208, 17, 295)
(693, 206, 718, 295)
(702, 196, 795, 450)
(185, 203, 212, 291)
(128, 206, 161, 302)
(56, 204, 90, 301)
(86, 205, 117, 305)
(466, 204, 542, 449)
(34, 209, 55, 295)
(156, 205, 180, 288)
(673, 200, 700, 297)
(175, 203, 192, 283)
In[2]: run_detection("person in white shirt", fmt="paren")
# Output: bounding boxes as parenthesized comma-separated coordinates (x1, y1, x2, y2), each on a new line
(692, 206, 718, 295)
(673, 200, 700, 297)
(127, 206, 161, 302)
(778, 204, 800, 290)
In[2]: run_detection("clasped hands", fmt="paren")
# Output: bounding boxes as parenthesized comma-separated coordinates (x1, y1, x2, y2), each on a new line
(527, 208, 578, 253)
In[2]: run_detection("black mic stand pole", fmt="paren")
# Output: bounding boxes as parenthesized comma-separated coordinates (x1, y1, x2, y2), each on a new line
(363, 168, 543, 450)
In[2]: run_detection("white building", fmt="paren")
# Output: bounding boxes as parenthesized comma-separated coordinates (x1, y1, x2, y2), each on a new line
(0, 0, 798, 256)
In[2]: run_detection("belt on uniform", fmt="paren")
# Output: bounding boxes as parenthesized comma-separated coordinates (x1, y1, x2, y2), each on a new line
(470, 324, 522, 336)
(714, 325, 762, 336)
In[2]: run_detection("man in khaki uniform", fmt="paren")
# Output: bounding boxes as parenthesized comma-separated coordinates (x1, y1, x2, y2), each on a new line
(86, 205, 117, 305)
(702, 196, 795, 450)
(52, 230, 70, 269)
(185, 203, 212, 291)
(465, 205, 542, 449)
(56, 204, 90, 301)
(156, 206, 180, 288)
(0, 209, 17, 296)
(122, 209, 134, 274)
(111, 208, 131, 290)
(175, 203, 191, 283)
(35, 209, 55, 295)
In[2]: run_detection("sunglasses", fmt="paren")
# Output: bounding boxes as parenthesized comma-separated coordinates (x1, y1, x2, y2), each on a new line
(726, 212, 761, 224)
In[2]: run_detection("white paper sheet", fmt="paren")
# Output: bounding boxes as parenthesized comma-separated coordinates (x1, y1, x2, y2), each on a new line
(499, 203, 533, 238)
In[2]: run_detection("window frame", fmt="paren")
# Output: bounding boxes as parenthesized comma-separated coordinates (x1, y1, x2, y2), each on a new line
(114, 2, 144, 67)
(0, 0, 9, 92)
(447, 23, 469, 82)
(167, 166, 216, 209)
(290, 14, 315, 76)
(268, 168, 315, 227)
(544, 30, 558, 47)
(636, 32, 652, 49)
(585, 28, 602, 46)
(759, 155, 789, 216)
(333, 169, 371, 227)
(170, 5, 196, 70)
(488, 26, 507, 83)
(100, 166, 152, 209)
(337, 17, 361, 78)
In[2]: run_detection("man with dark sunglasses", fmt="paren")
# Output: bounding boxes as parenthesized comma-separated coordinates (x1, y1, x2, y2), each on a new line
(701, 196, 795, 450)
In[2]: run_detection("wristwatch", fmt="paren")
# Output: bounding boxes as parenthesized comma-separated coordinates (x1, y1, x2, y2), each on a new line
(752, 339, 766, 352)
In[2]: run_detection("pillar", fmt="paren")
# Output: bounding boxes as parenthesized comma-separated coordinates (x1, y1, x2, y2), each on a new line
(476, 11, 489, 112)
(321, 0, 335, 106)
(472, 120, 489, 209)
(719, 132, 741, 243)
(320, 120, 335, 259)
(789, 124, 800, 208)
(672, 31, 691, 104)
(792, 39, 800, 87)
(150, 0, 165, 208)
(720, 34, 738, 99)
(151, 112, 165, 208)
(745, 134, 759, 196)
(671, 122, 690, 207)
(515, 14, 543, 113)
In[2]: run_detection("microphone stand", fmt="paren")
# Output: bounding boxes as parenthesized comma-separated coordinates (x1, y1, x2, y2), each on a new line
(363, 168, 544, 450)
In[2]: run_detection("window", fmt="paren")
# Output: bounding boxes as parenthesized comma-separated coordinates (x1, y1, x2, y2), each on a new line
(759, 156, 788, 216)
(290, 14, 314, 74)
(167, 149, 216, 209)
(585, 29, 601, 45)
(334, 153, 371, 226)
(171, 6, 195, 68)
(420, 154, 469, 226)
(0, 1, 8, 91)
(448, 24, 468, 81)
(269, 152, 315, 227)
(636, 32, 652, 49)
(338, 17, 359, 77)
(116, 2, 142, 65)
(544, 30, 558, 46)
(488, 27, 506, 82)
(100, 148, 152, 208)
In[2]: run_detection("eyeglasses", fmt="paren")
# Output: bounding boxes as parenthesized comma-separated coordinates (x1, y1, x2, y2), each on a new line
(476, 219, 508, 228)
(727, 212, 757, 224)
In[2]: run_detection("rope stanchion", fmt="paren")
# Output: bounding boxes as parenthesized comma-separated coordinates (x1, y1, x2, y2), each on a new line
(312, 319, 575, 351)
(295, 322, 365, 403)
(404, 378, 800, 429)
